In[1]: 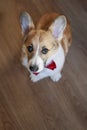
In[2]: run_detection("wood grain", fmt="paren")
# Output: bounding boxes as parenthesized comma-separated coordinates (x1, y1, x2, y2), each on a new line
(0, 0, 87, 130)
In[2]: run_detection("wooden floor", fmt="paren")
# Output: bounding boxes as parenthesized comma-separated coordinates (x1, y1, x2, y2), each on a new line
(0, 0, 87, 130)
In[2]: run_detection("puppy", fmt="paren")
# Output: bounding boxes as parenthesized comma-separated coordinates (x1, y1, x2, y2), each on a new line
(20, 12, 72, 82)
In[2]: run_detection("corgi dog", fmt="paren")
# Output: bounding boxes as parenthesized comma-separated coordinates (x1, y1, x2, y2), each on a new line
(20, 12, 72, 82)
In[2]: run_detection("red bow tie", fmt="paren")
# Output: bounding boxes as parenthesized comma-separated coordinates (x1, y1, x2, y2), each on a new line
(33, 60, 56, 75)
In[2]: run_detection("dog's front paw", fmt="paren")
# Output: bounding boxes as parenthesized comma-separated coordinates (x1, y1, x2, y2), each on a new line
(30, 74, 40, 82)
(50, 73, 62, 82)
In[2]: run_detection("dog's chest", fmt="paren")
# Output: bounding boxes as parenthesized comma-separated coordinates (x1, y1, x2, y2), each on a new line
(44, 44, 65, 74)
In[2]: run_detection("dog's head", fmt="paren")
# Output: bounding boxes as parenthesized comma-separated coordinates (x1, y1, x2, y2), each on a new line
(20, 12, 67, 74)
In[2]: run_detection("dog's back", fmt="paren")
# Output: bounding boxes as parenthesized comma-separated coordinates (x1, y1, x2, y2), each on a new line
(37, 13, 60, 30)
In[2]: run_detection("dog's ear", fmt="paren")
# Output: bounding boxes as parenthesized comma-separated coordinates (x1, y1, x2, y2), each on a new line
(49, 15, 67, 40)
(20, 12, 35, 36)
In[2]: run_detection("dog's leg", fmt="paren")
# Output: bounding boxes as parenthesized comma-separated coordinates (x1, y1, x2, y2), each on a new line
(30, 73, 47, 82)
(30, 70, 49, 82)
(50, 72, 62, 82)
(30, 74, 42, 82)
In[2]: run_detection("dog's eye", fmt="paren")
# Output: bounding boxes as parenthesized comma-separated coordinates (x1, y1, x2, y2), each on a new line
(41, 48, 49, 54)
(27, 44, 33, 52)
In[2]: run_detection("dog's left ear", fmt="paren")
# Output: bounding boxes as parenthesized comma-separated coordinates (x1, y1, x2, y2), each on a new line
(20, 12, 35, 37)
(49, 15, 67, 40)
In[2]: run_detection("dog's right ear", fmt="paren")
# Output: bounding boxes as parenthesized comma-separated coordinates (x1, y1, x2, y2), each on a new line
(49, 15, 67, 41)
(20, 12, 35, 37)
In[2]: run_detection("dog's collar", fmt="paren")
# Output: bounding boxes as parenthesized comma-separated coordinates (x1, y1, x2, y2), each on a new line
(33, 60, 56, 75)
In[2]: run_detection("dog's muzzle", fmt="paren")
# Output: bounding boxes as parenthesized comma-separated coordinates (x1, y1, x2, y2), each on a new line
(29, 65, 39, 72)
(29, 55, 44, 74)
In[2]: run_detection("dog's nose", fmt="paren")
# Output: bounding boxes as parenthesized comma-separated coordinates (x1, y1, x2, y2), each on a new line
(29, 65, 38, 72)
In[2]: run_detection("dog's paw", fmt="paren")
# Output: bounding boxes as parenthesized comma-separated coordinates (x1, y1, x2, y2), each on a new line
(50, 73, 62, 82)
(30, 74, 40, 82)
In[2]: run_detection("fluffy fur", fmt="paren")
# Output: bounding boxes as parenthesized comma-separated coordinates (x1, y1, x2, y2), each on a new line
(20, 12, 72, 82)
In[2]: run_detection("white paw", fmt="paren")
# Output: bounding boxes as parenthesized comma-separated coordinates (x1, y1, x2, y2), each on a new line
(50, 73, 62, 82)
(30, 74, 40, 82)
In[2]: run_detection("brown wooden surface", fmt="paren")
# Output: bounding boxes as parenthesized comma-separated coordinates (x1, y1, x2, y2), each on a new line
(0, 0, 87, 130)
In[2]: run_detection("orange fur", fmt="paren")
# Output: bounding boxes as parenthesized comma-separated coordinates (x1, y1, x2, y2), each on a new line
(36, 13, 72, 54)
(24, 13, 72, 55)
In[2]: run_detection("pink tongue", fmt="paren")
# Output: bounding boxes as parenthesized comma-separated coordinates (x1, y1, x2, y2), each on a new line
(33, 72, 39, 75)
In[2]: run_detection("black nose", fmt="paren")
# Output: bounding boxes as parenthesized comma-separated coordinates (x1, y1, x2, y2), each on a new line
(29, 65, 38, 72)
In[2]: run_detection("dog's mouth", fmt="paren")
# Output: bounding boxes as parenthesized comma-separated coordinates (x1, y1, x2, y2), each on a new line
(29, 63, 45, 75)
(28, 57, 46, 75)
(33, 72, 39, 75)
(30, 68, 43, 75)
